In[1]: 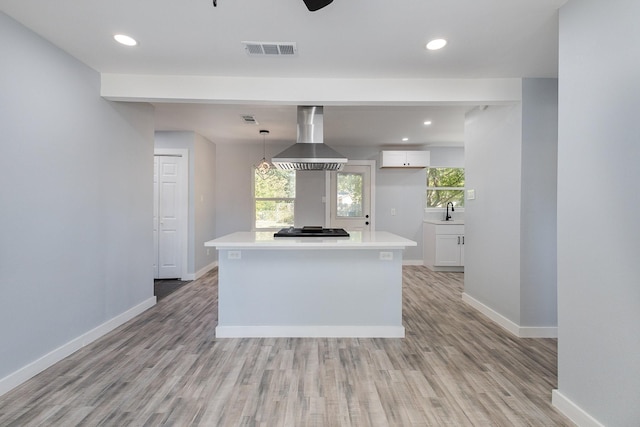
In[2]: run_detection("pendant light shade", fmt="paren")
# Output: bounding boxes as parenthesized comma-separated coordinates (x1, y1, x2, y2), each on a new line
(254, 130, 272, 179)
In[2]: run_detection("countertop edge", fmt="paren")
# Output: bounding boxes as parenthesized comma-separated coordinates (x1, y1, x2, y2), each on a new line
(204, 231, 417, 249)
(423, 220, 465, 225)
(206, 243, 417, 250)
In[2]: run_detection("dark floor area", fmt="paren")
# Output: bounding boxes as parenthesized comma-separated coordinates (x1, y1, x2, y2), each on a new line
(154, 278, 190, 300)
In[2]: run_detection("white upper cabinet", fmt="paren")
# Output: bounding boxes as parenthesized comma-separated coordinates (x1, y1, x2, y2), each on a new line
(380, 151, 430, 168)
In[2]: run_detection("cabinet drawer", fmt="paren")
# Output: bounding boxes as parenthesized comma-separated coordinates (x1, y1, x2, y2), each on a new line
(435, 224, 464, 235)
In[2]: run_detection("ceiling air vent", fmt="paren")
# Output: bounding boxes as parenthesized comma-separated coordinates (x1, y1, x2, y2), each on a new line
(241, 115, 259, 125)
(242, 41, 298, 56)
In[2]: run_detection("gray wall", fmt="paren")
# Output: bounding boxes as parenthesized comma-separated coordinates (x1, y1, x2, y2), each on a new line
(557, 0, 640, 424)
(0, 13, 154, 380)
(520, 78, 558, 326)
(194, 133, 217, 273)
(428, 147, 466, 168)
(154, 131, 217, 276)
(464, 80, 558, 329)
(464, 79, 557, 329)
(374, 167, 428, 262)
(295, 171, 326, 227)
(464, 104, 524, 323)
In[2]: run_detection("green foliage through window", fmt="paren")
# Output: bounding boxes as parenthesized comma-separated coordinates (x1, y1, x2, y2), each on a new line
(255, 169, 296, 229)
(255, 169, 296, 198)
(337, 172, 363, 217)
(426, 167, 465, 208)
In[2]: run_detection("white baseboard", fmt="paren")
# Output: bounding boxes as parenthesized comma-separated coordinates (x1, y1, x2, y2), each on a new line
(519, 325, 558, 338)
(424, 264, 464, 272)
(195, 261, 218, 280)
(462, 293, 557, 338)
(215, 325, 405, 338)
(0, 297, 156, 397)
(403, 259, 424, 266)
(552, 390, 605, 427)
(462, 293, 520, 336)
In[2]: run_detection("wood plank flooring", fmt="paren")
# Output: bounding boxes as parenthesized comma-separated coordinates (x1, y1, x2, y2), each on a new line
(0, 267, 574, 426)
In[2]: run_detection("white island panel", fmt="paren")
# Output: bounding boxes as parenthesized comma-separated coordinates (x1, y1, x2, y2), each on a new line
(217, 248, 403, 337)
(206, 231, 416, 338)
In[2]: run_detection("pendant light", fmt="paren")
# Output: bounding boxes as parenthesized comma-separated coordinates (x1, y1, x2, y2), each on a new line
(254, 129, 272, 179)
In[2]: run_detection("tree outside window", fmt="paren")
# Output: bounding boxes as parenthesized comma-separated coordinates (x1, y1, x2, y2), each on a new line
(337, 172, 363, 217)
(426, 167, 465, 209)
(254, 169, 296, 229)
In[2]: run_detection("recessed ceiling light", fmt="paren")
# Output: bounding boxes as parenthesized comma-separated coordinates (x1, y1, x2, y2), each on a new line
(426, 38, 447, 51)
(402, 137, 409, 142)
(424, 120, 432, 126)
(114, 34, 138, 47)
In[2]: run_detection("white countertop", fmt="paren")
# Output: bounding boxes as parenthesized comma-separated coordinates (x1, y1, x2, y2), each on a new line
(205, 231, 417, 250)
(423, 220, 465, 225)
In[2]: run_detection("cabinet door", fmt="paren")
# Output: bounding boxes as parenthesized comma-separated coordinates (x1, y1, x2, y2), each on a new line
(405, 151, 430, 167)
(435, 234, 462, 266)
(381, 151, 407, 167)
(460, 235, 464, 266)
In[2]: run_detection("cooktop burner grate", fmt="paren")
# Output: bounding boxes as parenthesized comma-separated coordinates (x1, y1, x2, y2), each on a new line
(274, 226, 350, 237)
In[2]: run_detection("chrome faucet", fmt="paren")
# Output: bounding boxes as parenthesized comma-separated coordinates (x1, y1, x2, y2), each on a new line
(446, 202, 454, 221)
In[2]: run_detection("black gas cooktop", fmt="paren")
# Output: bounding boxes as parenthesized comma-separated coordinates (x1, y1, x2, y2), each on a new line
(274, 226, 350, 237)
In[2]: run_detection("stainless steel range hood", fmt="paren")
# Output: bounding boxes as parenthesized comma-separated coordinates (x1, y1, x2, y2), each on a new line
(272, 106, 348, 171)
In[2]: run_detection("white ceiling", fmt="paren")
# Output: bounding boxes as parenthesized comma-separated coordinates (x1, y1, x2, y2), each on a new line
(153, 104, 469, 147)
(0, 0, 567, 147)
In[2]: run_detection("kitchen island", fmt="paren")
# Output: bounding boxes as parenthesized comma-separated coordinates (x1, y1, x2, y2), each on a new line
(204, 231, 416, 338)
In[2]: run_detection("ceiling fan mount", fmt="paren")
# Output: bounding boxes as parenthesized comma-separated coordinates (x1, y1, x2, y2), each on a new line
(212, 0, 333, 12)
(302, 0, 334, 12)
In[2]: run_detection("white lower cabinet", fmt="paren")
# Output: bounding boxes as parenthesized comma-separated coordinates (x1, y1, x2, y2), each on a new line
(435, 234, 464, 266)
(423, 222, 464, 271)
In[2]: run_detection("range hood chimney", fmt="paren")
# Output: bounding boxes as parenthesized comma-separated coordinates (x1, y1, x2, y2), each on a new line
(272, 106, 348, 171)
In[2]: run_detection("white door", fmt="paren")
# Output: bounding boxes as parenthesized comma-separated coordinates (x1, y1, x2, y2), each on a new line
(153, 157, 159, 275)
(329, 163, 373, 231)
(154, 155, 182, 279)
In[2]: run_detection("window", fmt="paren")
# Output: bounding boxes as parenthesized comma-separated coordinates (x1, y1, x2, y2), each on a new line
(337, 172, 363, 217)
(426, 167, 465, 209)
(254, 169, 296, 229)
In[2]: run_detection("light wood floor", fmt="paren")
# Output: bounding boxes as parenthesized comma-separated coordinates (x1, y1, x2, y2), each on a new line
(0, 267, 573, 426)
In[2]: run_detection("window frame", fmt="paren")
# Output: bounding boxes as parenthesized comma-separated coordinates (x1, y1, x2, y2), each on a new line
(252, 168, 296, 231)
(425, 166, 465, 212)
